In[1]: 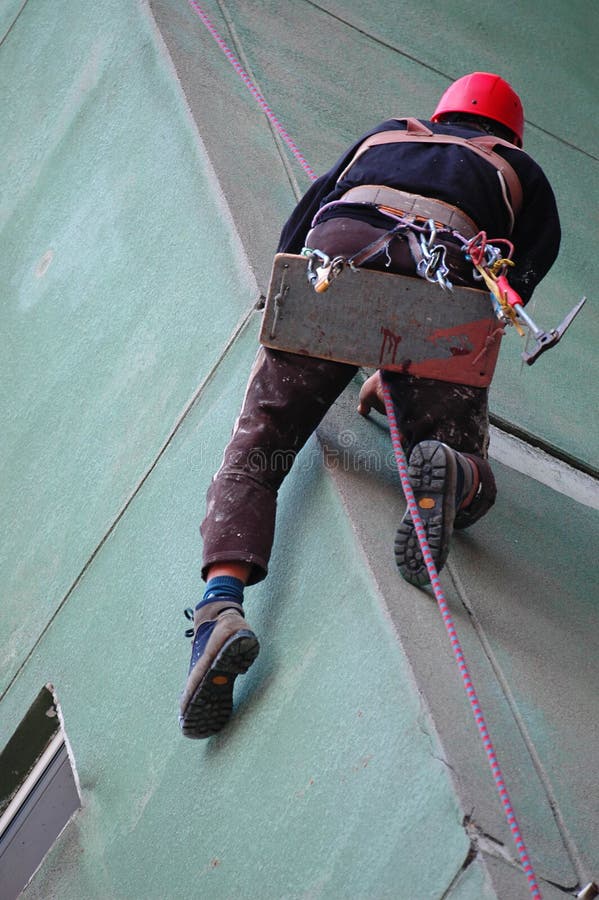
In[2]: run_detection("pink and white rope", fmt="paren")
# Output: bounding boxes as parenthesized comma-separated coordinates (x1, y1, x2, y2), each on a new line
(188, 5, 543, 895)
(381, 379, 542, 898)
(187, 1, 317, 182)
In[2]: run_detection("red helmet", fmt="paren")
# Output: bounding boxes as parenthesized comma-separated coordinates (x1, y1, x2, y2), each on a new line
(432, 72, 524, 147)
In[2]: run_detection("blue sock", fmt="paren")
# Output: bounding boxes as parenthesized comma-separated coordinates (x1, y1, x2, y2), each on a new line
(188, 577, 245, 665)
(195, 576, 245, 613)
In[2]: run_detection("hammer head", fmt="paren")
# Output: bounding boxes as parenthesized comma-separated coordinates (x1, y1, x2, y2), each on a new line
(522, 296, 587, 366)
(522, 329, 561, 365)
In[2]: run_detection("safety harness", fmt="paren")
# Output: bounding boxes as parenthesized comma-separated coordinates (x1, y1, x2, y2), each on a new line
(335, 117, 524, 231)
(301, 118, 529, 385)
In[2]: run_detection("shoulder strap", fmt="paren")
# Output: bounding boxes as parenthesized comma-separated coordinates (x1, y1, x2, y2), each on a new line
(461, 134, 523, 216)
(337, 117, 523, 219)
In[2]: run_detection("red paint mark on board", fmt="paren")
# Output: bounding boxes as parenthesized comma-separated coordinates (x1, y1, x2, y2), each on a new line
(379, 326, 402, 365)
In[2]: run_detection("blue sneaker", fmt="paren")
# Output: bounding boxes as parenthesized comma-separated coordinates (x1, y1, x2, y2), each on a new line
(179, 600, 260, 739)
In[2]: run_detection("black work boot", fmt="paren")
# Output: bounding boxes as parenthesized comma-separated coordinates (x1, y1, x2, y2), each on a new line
(395, 440, 479, 586)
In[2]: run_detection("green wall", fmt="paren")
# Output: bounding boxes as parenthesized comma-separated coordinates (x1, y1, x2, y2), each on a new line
(1, 1, 597, 898)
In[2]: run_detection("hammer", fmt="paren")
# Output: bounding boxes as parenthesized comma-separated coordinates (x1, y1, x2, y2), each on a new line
(495, 274, 587, 366)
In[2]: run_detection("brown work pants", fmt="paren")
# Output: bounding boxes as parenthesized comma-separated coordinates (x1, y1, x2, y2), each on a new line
(200, 218, 496, 584)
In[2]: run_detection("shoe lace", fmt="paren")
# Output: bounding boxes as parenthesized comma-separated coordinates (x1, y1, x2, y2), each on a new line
(183, 607, 194, 638)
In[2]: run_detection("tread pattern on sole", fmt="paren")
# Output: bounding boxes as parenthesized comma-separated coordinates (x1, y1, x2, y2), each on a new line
(395, 441, 456, 586)
(180, 631, 260, 739)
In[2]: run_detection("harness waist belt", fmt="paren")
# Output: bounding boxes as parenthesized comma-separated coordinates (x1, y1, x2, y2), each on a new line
(339, 185, 480, 239)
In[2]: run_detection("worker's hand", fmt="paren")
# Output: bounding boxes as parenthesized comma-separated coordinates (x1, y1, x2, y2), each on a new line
(357, 371, 386, 417)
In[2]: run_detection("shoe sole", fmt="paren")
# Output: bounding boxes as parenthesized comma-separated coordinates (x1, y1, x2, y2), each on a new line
(179, 630, 260, 739)
(395, 441, 457, 586)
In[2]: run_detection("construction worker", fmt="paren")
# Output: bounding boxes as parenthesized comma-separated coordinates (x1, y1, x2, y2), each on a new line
(180, 73, 561, 739)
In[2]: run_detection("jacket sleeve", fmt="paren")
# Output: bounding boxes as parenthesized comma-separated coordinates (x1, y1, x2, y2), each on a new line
(500, 156, 561, 304)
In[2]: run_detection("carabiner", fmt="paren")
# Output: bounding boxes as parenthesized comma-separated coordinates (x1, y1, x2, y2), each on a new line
(305, 249, 345, 293)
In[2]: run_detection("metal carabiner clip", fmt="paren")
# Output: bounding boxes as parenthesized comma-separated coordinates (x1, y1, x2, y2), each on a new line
(417, 236, 452, 291)
(305, 249, 330, 287)
(305, 249, 345, 293)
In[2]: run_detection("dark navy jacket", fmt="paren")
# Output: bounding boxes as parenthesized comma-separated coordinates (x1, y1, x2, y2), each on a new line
(277, 119, 560, 302)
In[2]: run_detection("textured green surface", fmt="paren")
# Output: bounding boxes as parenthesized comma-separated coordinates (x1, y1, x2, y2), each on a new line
(0, 0, 254, 692)
(449, 462, 599, 876)
(1, 1, 598, 898)
(0, 2, 476, 895)
(3, 318, 471, 899)
(317, 384, 597, 888)
(0, 0, 25, 42)
(165, 0, 597, 465)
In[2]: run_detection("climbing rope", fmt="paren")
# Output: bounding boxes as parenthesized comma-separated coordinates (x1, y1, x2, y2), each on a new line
(187, 1, 317, 181)
(188, 5, 543, 895)
(381, 380, 542, 898)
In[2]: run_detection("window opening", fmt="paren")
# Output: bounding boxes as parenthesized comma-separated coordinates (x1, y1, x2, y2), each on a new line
(0, 684, 81, 899)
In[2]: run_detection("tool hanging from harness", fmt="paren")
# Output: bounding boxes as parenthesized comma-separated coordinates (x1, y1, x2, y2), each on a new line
(300, 223, 586, 373)
(464, 232, 587, 365)
(301, 117, 586, 372)
(305, 214, 460, 293)
(309, 185, 478, 293)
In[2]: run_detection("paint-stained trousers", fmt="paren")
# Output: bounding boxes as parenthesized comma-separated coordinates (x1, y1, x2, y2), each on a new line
(201, 218, 497, 584)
